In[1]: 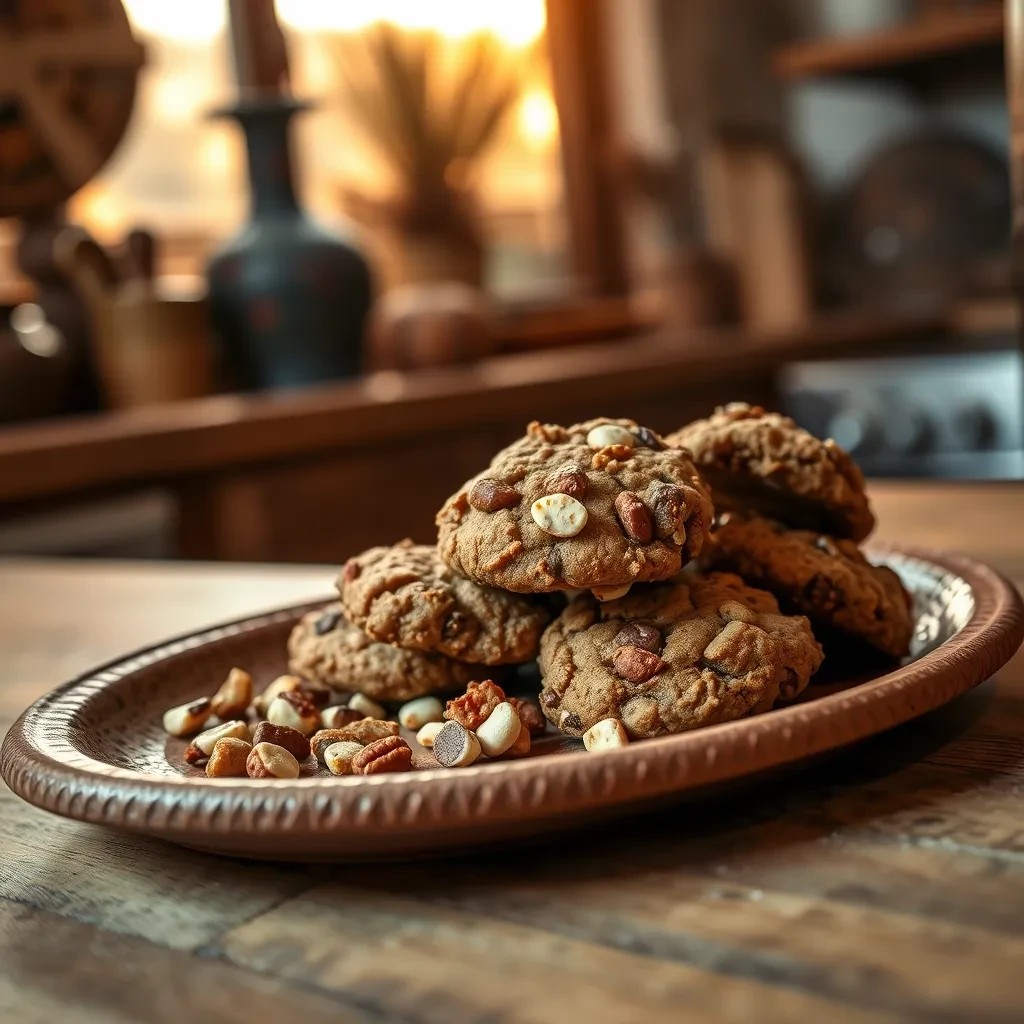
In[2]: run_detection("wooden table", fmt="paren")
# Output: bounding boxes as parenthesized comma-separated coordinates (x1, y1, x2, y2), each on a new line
(3, 481, 1024, 1023)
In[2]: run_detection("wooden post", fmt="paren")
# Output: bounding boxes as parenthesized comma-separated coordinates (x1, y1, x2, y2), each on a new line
(545, 0, 630, 297)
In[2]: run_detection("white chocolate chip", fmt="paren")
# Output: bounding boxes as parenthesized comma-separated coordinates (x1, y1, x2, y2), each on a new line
(398, 696, 444, 730)
(586, 424, 635, 450)
(192, 719, 250, 756)
(348, 692, 387, 720)
(476, 701, 522, 757)
(162, 698, 213, 737)
(592, 584, 631, 602)
(583, 718, 630, 751)
(415, 721, 445, 748)
(323, 740, 366, 776)
(432, 721, 482, 768)
(531, 493, 588, 538)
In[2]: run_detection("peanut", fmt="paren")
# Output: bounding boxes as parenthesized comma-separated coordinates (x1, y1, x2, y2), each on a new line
(398, 696, 444, 730)
(162, 698, 213, 737)
(323, 741, 366, 776)
(210, 667, 252, 720)
(246, 742, 300, 779)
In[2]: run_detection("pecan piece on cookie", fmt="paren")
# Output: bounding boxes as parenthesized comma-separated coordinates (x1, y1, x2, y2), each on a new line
(469, 479, 521, 513)
(614, 491, 653, 544)
(612, 645, 668, 684)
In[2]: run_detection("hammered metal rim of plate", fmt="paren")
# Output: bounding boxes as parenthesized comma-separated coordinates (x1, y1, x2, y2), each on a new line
(2, 544, 1022, 847)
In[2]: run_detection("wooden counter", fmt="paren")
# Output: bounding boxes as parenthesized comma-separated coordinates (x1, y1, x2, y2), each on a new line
(2, 481, 1024, 1022)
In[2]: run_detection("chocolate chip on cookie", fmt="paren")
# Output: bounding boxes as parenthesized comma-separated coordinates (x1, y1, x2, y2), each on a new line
(669, 403, 874, 541)
(701, 512, 913, 658)
(436, 418, 713, 593)
(337, 540, 549, 665)
(538, 572, 823, 739)
(288, 604, 494, 703)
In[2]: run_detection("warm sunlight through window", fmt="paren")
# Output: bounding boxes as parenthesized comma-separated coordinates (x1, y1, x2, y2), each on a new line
(70, 0, 567, 300)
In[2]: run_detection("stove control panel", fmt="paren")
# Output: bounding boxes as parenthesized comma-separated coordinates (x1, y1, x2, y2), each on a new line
(780, 350, 1024, 479)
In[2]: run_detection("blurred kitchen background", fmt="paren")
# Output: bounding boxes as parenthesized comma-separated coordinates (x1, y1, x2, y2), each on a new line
(0, 0, 1020, 561)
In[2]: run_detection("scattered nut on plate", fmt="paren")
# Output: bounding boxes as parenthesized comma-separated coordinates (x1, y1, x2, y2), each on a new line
(475, 702, 522, 758)
(205, 737, 252, 777)
(184, 719, 251, 765)
(433, 721, 482, 768)
(246, 742, 301, 779)
(583, 718, 630, 751)
(415, 721, 445, 748)
(445, 679, 507, 730)
(210, 667, 252, 720)
(398, 696, 444, 730)
(162, 698, 213, 737)
(253, 674, 305, 715)
(323, 740, 365, 776)
(252, 721, 311, 761)
(321, 705, 363, 730)
(351, 736, 413, 775)
(266, 692, 320, 736)
(348, 692, 387, 720)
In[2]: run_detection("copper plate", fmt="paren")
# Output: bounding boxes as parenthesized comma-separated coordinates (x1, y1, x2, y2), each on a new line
(2, 545, 1022, 861)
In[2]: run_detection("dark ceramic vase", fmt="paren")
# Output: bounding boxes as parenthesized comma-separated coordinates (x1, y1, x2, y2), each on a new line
(207, 98, 372, 390)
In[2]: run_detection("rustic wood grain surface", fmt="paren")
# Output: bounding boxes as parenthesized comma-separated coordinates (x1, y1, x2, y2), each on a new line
(2, 481, 1024, 1023)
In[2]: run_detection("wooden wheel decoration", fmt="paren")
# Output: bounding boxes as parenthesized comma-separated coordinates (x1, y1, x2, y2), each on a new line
(0, 0, 145, 217)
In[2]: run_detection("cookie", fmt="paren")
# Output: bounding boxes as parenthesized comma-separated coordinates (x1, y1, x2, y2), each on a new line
(288, 605, 491, 704)
(668, 403, 874, 541)
(436, 418, 714, 594)
(538, 572, 823, 740)
(701, 512, 913, 658)
(338, 540, 549, 665)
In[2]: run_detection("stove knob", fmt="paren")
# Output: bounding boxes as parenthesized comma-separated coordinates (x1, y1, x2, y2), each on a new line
(954, 404, 998, 450)
(826, 407, 881, 456)
(883, 406, 934, 456)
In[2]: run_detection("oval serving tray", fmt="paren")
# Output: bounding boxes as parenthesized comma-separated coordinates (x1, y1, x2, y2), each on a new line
(2, 545, 1022, 861)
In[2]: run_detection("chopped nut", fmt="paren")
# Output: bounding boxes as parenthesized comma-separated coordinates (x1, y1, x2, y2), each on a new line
(205, 737, 252, 777)
(348, 692, 387, 720)
(246, 742, 301, 779)
(591, 444, 635, 470)
(252, 721, 311, 761)
(546, 467, 588, 498)
(323, 740, 366, 776)
(184, 720, 251, 764)
(211, 668, 252, 720)
(612, 644, 668, 684)
(162, 698, 213, 737)
(614, 491, 653, 544)
(531, 493, 588, 538)
(592, 584, 631, 602)
(253, 675, 304, 715)
(310, 720, 399, 762)
(351, 735, 413, 775)
(583, 718, 630, 751)
(469, 479, 520, 513)
(476, 702, 522, 757)
(503, 721, 531, 757)
(415, 721, 445, 748)
(647, 482, 690, 544)
(321, 705, 363, 730)
(586, 424, 635, 450)
(445, 680, 507, 730)
(398, 696, 444, 730)
(267, 692, 320, 736)
(612, 623, 662, 654)
(433, 721, 482, 768)
(508, 697, 546, 736)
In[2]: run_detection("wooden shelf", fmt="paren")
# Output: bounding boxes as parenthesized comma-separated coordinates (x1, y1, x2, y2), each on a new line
(773, 7, 1004, 81)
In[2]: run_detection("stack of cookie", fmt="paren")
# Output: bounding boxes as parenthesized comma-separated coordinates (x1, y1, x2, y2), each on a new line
(289, 539, 549, 708)
(432, 418, 824, 741)
(669, 403, 913, 660)
(290, 411, 905, 751)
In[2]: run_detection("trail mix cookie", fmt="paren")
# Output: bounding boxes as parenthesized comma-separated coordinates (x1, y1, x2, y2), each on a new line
(702, 513, 913, 658)
(538, 572, 823, 739)
(338, 540, 549, 664)
(436, 418, 714, 594)
(288, 605, 490, 704)
(668, 403, 874, 541)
